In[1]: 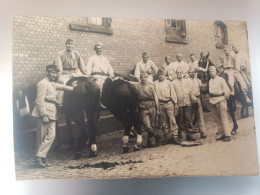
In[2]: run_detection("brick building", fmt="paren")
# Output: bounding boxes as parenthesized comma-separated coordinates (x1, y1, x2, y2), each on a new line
(12, 15, 250, 91)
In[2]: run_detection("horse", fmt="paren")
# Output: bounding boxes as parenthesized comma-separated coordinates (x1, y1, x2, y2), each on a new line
(198, 53, 253, 134)
(63, 76, 100, 159)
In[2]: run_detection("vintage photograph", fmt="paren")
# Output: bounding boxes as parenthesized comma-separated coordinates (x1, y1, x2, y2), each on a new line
(13, 15, 258, 180)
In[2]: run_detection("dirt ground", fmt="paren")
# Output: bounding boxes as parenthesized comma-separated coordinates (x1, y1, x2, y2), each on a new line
(14, 106, 259, 180)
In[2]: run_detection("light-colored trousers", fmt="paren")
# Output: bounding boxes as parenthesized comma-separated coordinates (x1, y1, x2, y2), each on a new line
(159, 101, 178, 136)
(191, 97, 206, 134)
(212, 99, 231, 137)
(92, 75, 107, 95)
(139, 107, 156, 139)
(224, 69, 247, 93)
(36, 119, 56, 158)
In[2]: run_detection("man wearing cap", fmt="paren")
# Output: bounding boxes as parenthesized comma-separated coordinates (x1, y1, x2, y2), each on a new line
(134, 52, 158, 83)
(31, 65, 74, 168)
(153, 69, 180, 144)
(172, 67, 198, 141)
(208, 65, 231, 141)
(188, 67, 206, 138)
(220, 45, 251, 103)
(86, 42, 114, 96)
(231, 44, 251, 87)
(135, 71, 160, 147)
(56, 39, 86, 105)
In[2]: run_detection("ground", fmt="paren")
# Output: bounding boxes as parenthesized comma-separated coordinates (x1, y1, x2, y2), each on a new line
(14, 105, 259, 180)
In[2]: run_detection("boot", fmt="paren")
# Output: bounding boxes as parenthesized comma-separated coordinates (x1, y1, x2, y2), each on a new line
(243, 92, 252, 104)
(172, 135, 181, 145)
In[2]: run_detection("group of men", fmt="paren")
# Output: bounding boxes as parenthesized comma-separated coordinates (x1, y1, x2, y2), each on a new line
(32, 38, 251, 167)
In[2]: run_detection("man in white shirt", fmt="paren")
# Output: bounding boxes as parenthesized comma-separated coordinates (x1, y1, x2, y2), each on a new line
(86, 42, 114, 95)
(169, 53, 189, 80)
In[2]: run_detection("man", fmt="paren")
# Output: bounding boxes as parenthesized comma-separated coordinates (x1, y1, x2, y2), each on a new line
(86, 42, 114, 95)
(134, 52, 158, 83)
(164, 56, 176, 81)
(162, 56, 172, 70)
(208, 65, 231, 142)
(172, 67, 198, 141)
(220, 45, 251, 103)
(188, 54, 199, 71)
(135, 71, 160, 147)
(153, 69, 180, 144)
(188, 67, 206, 138)
(56, 39, 86, 105)
(231, 44, 251, 86)
(31, 64, 74, 168)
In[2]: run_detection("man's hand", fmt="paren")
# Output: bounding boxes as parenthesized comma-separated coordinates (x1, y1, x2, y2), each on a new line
(42, 115, 49, 124)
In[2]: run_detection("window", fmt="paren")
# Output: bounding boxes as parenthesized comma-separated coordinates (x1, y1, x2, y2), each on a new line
(165, 19, 187, 44)
(70, 17, 113, 35)
(214, 21, 228, 48)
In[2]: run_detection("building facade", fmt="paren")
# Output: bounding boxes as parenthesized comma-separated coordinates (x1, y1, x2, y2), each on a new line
(13, 15, 250, 90)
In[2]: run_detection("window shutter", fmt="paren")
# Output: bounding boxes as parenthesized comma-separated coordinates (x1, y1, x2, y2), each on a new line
(103, 18, 112, 28)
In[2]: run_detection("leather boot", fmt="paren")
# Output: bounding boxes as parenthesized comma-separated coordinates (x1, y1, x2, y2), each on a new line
(243, 92, 252, 104)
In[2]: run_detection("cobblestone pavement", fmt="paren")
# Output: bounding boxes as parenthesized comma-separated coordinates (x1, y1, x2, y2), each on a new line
(14, 106, 258, 180)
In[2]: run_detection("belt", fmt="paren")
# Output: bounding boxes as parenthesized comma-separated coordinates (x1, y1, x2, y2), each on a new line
(92, 72, 108, 76)
(45, 98, 58, 105)
(159, 99, 171, 103)
(63, 67, 77, 70)
(210, 93, 224, 97)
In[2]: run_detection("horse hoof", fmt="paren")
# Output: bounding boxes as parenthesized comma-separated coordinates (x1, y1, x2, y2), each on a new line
(89, 151, 97, 158)
(122, 146, 129, 153)
(231, 130, 237, 135)
(134, 145, 141, 151)
(74, 152, 82, 160)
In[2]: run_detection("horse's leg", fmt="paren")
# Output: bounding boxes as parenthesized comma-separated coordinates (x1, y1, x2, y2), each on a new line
(227, 99, 238, 135)
(85, 108, 98, 157)
(245, 106, 249, 118)
(65, 114, 74, 150)
(131, 109, 142, 151)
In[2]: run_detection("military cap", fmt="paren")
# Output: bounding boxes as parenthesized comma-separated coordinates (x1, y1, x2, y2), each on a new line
(157, 68, 164, 75)
(46, 64, 60, 72)
(209, 65, 217, 70)
(142, 52, 149, 57)
(176, 66, 184, 72)
(140, 71, 148, 77)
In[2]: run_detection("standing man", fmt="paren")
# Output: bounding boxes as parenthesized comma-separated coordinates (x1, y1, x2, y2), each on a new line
(134, 52, 158, 83)
(172, 67, 198, 141)
(164, 56, 176, 81)
(56, 39, 86, 105)
(171, 53, 189, 77)
(188, 67, 207, 138)
(208, 65, 232, 142)
(31, 64, 74, 168)
(188, 54, 199, 71)
(135, 71, 160, 147)
(153, 69, 180, 144)
(220, 45, 251, 103)
(162, 56, 172, 70)
(86, 42, 114, 96)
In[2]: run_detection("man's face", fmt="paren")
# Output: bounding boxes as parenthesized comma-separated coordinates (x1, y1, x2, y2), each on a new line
(158, 73, 165, 81)
(165, 57, 171, 65)
(209, 68, 217, 78)
(188, 70, 195, 78)
(190, 55, 195, 62)
(48, 70, 58, 81)
(224, 48, 230, 56)
(140, 75, 148, 84)
(176, 70, 183, 79)
(232, 45, 239, 54)
(66, 41, 75, 52)
(95, 45, 103, 55)
(142, 55, 149, 63)
(176, 55, 182, 62)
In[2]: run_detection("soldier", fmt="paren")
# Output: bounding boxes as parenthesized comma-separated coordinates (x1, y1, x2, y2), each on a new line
(86, 42, 114, 96)
(135, 71, 160, 147)
(164, 56, 176, 81)
(172, 67, 198, 141)
(188, 67, 207, 138)
(56, 39, 86, 106)
(220, 45, 251, 103)
(153, 69, 180, 144)
(188, 54, 199, 71)
(31, 64, 74, 168)
(162, 56, 172, 70)
(208, 65, 232, 142)
(171, 53, 190, 78)
(134, 52, 158, 83)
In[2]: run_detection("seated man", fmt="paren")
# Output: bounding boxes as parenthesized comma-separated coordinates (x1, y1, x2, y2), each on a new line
(134, 52, 158, 83)
(86, 42, 114, 96)
(153, 69, 180, 144)
(220, 45, 251, 104)
(56, 39, 86, 105)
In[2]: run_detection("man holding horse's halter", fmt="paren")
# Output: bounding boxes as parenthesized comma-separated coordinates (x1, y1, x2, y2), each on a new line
(32, 64, 74, 168)
(220, 45, 251, 104)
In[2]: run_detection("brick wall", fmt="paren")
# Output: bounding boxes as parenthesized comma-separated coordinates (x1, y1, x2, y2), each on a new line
(13, 16, 249, 90)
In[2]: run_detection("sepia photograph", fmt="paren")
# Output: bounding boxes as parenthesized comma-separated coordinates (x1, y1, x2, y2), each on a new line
(12, 15, 259, 180)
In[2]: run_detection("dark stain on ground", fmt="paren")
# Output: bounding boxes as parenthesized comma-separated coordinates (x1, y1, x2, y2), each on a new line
(66, 160, 143, 170)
